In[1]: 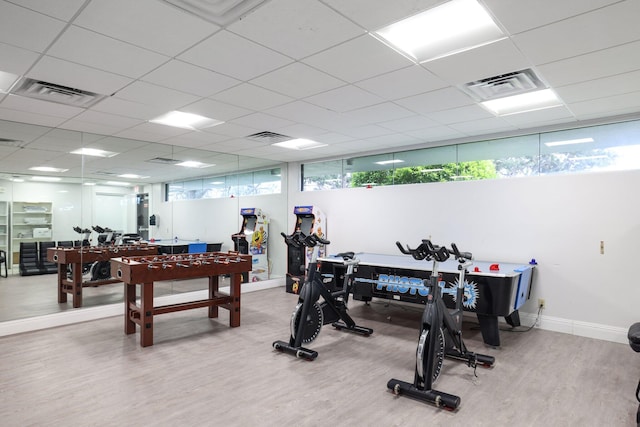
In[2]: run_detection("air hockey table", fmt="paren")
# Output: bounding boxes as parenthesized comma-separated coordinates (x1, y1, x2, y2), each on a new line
(318, 252, 535, 347)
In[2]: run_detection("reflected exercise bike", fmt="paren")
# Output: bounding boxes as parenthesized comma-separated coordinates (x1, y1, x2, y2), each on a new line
(387, 239, 495, 410)
(273, 232, 373, 360)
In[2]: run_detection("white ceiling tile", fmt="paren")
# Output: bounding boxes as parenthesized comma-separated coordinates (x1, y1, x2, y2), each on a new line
(425, 105, 495, 125)
(47, 25, 169, 79)
(423, 39, 531, 85)
(0, 118, 53, 141)
(500, 105, 576, 128)
(363, 133, 421, 147)
(28, 55, 133, 96)
(113, 81, 199, 111)
(265, 101, 342, 129)
(74, 0, 218, 56)
(90, 97, 169, 121)
(230, 112, 295, 131)
(228, 0, 364, 59)
(555, 70, 640, 104)
(303, 34, 414, 83)
(568, 91, 640, 119)
(60, 120, 132, 136)
(447, 117, 517, 135)
(66, 110, 143, 129)
(178, 30, 293, 81)
(275, 123, 328, 138)
(201, 122, 260, 138)
(162, 131, 232, 148)
(305, 85, 382, 113)
(513, 1, 640, 65)
(343, 103, 415, 126)
(537, 40, 640, 87)
(484, 0, 620, 34)
(0, 42, 40, 75)
(355, 65, 447, 101)
(339, 124, 394, 139)
(0, 94, 83, 118)
(405, 125, 466, 142)
(322, 0, 442, 30)
(313, 132, 354, 144)
(250, 62, 345, 99)
(0, 1, 66, 52)
(181, 98, 252, 121)
(14, 0, 87, 21)
(114, 122, 192, 141)
(211, 83, 293, 111)
(0, 106, 68, 127)
(395, 87, 474, 115)
(378, 115, 441, 132)
(142, 60, 240, 97)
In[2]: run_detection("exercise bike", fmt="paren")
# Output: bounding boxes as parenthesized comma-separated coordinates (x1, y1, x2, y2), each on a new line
(387, 239, 495, 410)
(273, 232, 373, 360)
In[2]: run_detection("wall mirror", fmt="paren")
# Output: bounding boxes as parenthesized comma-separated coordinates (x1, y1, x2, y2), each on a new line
(0, 118, 286, 323)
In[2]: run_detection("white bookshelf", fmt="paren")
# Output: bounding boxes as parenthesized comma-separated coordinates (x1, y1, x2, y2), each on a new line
(11, 201, 53, 266)
(0, 201, 8, 265)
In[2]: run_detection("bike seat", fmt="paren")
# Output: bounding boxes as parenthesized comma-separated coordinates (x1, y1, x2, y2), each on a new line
(629, 323, 640, 352)
(336, 251, 355, 260)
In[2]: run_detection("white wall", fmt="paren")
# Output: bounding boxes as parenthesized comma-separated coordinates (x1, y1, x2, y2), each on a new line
(147, 181, 288, 278)
(287, 162, 640, 342)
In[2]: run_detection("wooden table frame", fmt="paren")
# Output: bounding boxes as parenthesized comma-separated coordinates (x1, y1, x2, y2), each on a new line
(47, 245, 159, 308)
(111, 252, 252, 347)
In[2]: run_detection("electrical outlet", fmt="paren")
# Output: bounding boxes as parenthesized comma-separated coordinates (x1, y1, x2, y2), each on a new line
(538, 298, 545, 309)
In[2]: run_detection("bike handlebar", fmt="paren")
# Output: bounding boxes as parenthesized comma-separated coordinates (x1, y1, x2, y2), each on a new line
(396, 239, 472, 263)
(281, 231, 330, 248)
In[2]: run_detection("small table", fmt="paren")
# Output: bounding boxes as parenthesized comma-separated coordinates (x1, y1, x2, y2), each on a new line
(47, 244, 159, 308)
(111, 252, 252, 347)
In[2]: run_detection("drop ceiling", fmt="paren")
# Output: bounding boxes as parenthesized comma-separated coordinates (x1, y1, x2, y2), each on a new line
(0, 0, 639, 183)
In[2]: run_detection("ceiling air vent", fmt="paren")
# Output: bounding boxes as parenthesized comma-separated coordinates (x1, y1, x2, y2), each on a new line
(10, 78, 107, 108)
(246, 131, 292, 144)
(0, 138, 26, 148)
(461, 69, 546, 101)
(146, 157, 181, 165)
(162, 0, 266, 26)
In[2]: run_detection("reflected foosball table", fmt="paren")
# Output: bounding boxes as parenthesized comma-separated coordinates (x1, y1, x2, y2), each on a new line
(47, 244, 159, 308)
(111, 252, 252, 347)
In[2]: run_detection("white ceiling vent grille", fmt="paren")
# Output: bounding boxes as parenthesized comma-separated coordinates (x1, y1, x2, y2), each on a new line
(11, 78, 107, 108)
(146, 157, 182, 165)
(0, 138, 27, 148)
(461, 69, 546, 101)
(162, 0, 266, 26)
(246, 131, 293, 144)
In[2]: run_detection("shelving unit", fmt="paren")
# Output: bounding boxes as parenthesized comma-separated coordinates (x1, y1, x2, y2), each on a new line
(11, 201, 53, 266)
(0, 201, 8, 265)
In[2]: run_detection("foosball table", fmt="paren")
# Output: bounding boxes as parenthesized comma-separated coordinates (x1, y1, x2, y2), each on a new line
(47, 244, 160, 308)
(110, 251, 252, 347)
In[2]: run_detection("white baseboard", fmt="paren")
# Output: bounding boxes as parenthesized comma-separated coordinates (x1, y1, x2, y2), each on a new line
(0, 278, 284, 338)
(517, 312, 628, 344)
(1, 284, 630, 346)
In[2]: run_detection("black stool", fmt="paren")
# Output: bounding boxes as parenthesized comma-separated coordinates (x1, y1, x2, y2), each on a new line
(628, 323, 640, 425)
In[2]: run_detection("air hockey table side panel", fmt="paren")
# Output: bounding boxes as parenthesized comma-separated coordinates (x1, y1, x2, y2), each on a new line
(318, 252, 534, 316)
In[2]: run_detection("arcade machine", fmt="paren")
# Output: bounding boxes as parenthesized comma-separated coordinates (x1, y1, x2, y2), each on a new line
(284, 205, 326, 294)
(232, 208, 269, 282)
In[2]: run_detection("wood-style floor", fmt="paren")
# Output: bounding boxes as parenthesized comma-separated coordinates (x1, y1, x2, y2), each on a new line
(0, 286, 638, 426)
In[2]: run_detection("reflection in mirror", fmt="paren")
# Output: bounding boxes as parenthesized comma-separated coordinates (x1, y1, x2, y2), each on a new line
(0, 119, 285, 323)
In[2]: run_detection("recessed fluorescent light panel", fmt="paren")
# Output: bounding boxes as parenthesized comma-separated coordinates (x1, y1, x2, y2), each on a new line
(544, 137, 594, 147)
(106, 181, 131, 187)
(271, 138, 327, 150)
(0, 70, 19, 93)
(375, 159, 405, 165)
(373, 0, 505, 63)
(71, 148, 118, 157)
(176, 161, 215, 168)
(481, 89, 562, 116)
(150, 111, 224, 130)
(31, 176, 61, 182)
(29, 166, 69, 173)
(118, 174, 149, 179)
